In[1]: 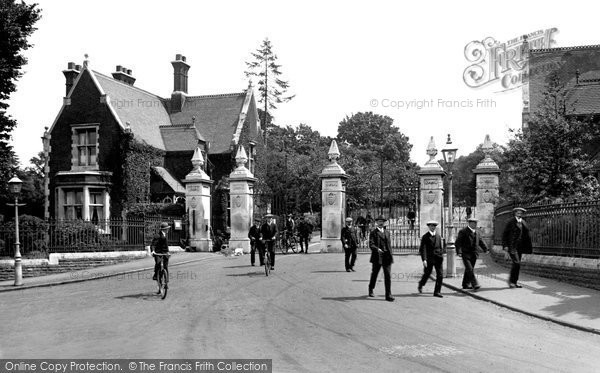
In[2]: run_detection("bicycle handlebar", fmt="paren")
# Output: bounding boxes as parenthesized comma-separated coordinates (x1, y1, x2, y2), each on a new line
(151, 252, 171, 256)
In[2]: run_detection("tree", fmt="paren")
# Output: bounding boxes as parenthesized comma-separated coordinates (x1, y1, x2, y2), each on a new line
(502, 74, 599, 203)
(0, 0, 41, 217)
(245, 38, 295, 139)
(337, 112, 418, 212)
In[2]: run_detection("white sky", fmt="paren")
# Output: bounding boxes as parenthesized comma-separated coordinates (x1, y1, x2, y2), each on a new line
(7, 0, 599, 167)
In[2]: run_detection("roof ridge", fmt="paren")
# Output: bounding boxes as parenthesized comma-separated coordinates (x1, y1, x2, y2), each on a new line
(94, 70, 166, 100)
(184, 92, 246, 99)
(531, 44, 600, 53)
(160, 124, 196, 129)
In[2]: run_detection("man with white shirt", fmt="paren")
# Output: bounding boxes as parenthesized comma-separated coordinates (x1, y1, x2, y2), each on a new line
(455, 217, 488, 291)
(418, 220, 444, 298)
(502, 207, 532, 288)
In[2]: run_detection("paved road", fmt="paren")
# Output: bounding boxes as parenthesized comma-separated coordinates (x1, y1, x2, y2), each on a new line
(1, 252, 599, 372)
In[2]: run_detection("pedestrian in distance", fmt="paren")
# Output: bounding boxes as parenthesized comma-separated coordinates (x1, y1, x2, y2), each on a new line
(341, 217, 358, 272)
(368, 215, 395, 302)
(261, 214, 278, 270)
(502, 207, 532, 288)
(297, 216, 313, 253)
(248, 218, 263, 266)
(455, 217, 489, 291)
(418, 220, 444, 298)
(151, 222, 170, 281)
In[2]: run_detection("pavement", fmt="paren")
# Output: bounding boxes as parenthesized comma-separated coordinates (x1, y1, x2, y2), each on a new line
(1, 240, 599, 336)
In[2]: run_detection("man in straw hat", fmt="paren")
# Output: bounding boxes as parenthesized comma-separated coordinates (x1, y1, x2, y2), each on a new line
(455, 217, 488, 291)
(368, 215, 394, 301)
(502, 207, 532, 288)
(418, 220, 444, 298)
(151, 222, 171, 281)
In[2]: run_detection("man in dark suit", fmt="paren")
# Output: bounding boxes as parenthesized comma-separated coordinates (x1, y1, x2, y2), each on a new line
(341, 217, 358, 272)
(455, 217, 488, 291)
(502, 207, 532, 288)
(261, 214, 278, 270)
(248, 218, 263, 266)
(418, 220, 444, 298)
(151, 222, 170, 281)
(368, 215, 394, 302)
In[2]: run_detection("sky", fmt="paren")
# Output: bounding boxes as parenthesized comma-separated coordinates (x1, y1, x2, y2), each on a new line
(6, 0, 600, 167)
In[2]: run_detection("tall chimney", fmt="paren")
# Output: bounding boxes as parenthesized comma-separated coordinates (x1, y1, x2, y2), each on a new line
(62, 62, 80, 96)
(112, 65, 136, 85)
(171, 54, 190, 93)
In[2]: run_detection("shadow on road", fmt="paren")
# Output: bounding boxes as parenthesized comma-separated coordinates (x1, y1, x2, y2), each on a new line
(114, 292, 164, 301)
(322, 295, 388, 302)
(311, 270, 348, 273)
(226, 272, 268, 277)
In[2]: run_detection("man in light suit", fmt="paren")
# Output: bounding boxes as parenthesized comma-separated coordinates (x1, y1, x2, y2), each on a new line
(418, 220, 444, 298)
(455, 217, 488, 291)
(368, 215, 394, 302)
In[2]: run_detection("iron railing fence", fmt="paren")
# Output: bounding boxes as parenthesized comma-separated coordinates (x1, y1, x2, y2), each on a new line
(357, 224, 421, 255)
(494, 200, 600, 258)
(0, 216, 188, 258)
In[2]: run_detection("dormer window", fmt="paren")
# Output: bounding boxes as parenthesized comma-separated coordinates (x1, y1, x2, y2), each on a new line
(71, 124, 99, 170)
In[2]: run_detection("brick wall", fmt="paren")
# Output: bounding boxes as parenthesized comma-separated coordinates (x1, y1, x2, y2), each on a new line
(490, 246, 600, 291)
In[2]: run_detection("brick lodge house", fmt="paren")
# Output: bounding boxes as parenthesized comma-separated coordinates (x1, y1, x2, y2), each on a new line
(45, 54, 262, 231)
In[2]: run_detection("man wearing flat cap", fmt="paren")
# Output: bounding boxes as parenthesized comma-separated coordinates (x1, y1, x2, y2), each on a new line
(455, 217, 488, 290)
(368, 215, 394, 301)
(418, 220, 444, 297)
(341, 217, 358, 272)
(502, 207, 532, 288)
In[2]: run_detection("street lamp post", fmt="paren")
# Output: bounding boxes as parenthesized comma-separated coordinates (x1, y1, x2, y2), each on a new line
(8, 176, 24, 286)
(441, 134, 458, 278)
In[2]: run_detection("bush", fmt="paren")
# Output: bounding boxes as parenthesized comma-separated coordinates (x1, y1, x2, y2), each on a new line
(50, 220, 115, 252)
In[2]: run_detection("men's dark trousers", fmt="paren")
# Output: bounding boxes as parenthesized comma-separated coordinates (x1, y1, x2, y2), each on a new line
(250, 242, 265, 266)
(299, 235, 309, 252)
(508, 250, 522, 284)
(461, 254, 479, 288)
(154, 255, 169, 279)
(345, 248, 357, 270)
(266, 241, 275, 267)
(419, 256, 443, 294)
(369, 262, 392, 297)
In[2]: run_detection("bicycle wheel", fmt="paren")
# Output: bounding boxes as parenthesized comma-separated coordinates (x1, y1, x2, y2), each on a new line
(278, 239, 287, 255)
(160, 268, 168, 299)
(264, 252, 270, 276)
(289, 236, 298, 253)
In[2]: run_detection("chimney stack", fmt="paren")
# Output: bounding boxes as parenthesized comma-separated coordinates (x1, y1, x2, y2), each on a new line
(171, 54, 190, 93)
(112, 65, 136, 85)
(62, 62, 80, 96)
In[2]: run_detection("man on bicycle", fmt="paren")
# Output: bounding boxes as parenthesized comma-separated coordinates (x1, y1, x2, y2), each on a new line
(151, 222, 170, 280)
(248, 217, 263, 266)
(261, 214, 278, 270)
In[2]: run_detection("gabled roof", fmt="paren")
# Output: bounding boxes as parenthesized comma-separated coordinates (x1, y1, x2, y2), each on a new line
(167, 92, 249, 154)
(95, 72, 171, 150)
(160, 124, 204, 152)
(152, 166, 186, 194)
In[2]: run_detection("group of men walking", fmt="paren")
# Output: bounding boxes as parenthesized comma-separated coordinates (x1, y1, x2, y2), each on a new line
(339, 206, 532, 301)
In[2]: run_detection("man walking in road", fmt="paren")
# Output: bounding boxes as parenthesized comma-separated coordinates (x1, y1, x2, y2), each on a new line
(502, 207, 532, 288)
(418, 220, 444, 298)
(368, 215, 394, 302)
(455, 217, 488, 291)
(341, 217, 358, 272)
(297, 216, 313, 253)
(261, 214, 278, 270)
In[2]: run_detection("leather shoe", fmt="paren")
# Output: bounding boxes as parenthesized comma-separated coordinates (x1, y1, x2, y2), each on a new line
(514, 283, 523, 288)
(152, 274, 157, 281)
(473, 285, 481, 291)
(418, 285, 423, 294)
(508, 282, 517, 288)
(368, 291, 375, 297)
(434, 293, 443, 298)
(350, 268, 356, 272)
(271, 267, 275, 270)
(386, 296, 395, 302)
(346, 269, 351, 272)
